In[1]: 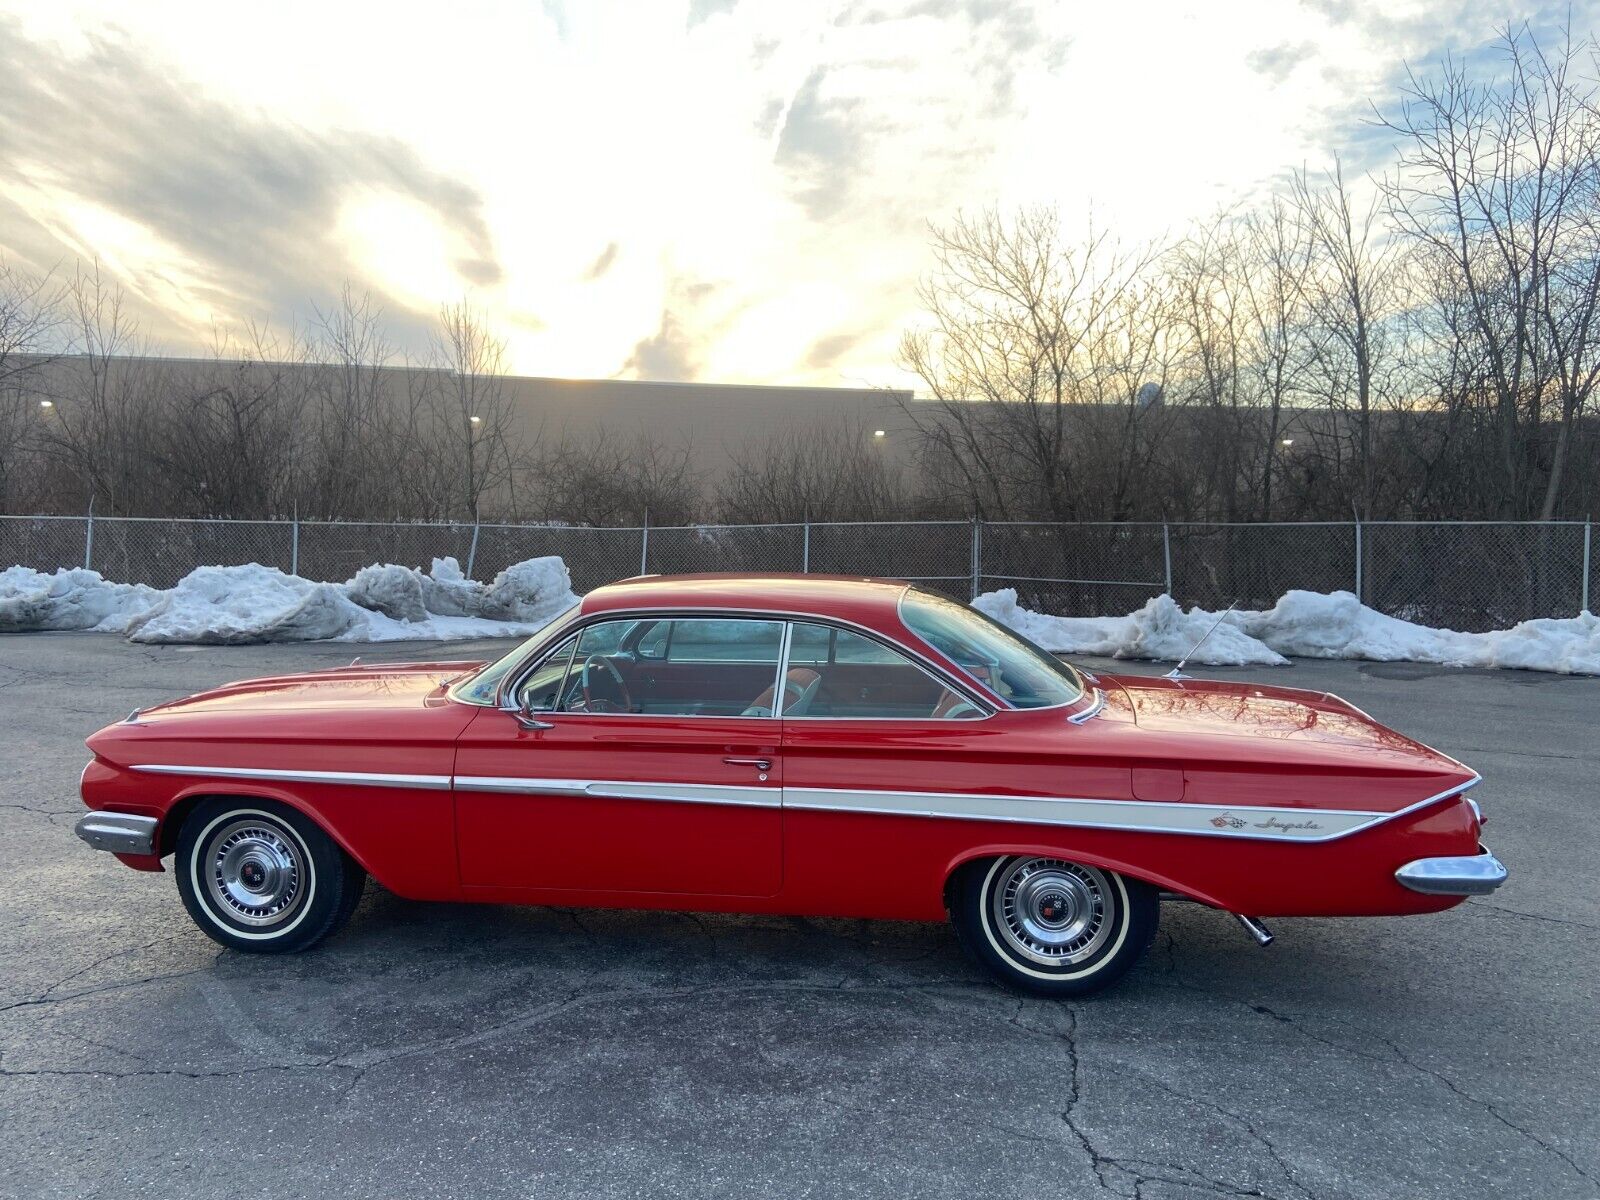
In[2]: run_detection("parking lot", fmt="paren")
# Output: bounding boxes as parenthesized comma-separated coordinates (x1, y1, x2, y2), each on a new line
(1, 632, 1595, 1199)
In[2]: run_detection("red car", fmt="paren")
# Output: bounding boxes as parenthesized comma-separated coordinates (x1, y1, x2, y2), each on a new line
(74, 574, 1506, 996)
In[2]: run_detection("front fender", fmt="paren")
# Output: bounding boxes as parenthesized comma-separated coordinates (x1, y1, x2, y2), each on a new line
(80, 758, 461, 902)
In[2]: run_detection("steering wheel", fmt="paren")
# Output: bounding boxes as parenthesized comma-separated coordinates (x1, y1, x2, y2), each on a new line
(573, 653, 634, 713)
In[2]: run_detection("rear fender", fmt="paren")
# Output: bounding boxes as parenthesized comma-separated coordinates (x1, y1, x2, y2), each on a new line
(942, 842, 1222, 908)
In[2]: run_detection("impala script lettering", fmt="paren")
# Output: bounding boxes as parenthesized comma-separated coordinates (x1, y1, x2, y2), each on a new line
(1208, 811, 1323, 833)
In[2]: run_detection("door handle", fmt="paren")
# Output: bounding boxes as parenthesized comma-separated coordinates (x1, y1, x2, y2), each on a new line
(723, 756, 772, 770)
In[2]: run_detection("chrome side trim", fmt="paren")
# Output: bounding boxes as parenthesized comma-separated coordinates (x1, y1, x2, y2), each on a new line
(74, 811, 159, 855)
(131, 765, 452, 790)
(782, 786, 1384, 841)
(123, 766, 1480, 845)
(1395, 847, 1507, 896)
(453, 775, 780, 808)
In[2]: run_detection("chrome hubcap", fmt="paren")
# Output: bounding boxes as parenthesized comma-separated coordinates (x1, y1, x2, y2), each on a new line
(203, 819, 306, 927)
(991, 858, 1113, 966)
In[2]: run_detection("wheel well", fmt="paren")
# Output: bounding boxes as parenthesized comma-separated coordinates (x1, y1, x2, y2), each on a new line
(157, 793, 209, 858)
(942, 848, 1178, 913)
(158, 793, 303, 858)
(942, 856, 988, 912)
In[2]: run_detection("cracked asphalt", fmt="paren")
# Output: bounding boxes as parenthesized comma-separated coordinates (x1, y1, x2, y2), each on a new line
(1, 634, 1596, 1199)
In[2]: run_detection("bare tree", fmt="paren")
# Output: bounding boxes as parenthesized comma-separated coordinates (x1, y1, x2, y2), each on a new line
(152, 325, 308, 516)
(527, 424, 700, 526)
(1291, 160, 1403, 518)
(302, 286, 398, 518)
(35, 262, 171, 514)
(716, 417, 912, 522)
(897, 208, 1174, 520)
(407, 300, 519, 521)
(1378, 21, 1600, 517)
(0, 260, 63, 509)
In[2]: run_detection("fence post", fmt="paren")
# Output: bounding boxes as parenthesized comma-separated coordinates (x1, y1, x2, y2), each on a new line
(1161, 522, 1173, 596)
(640, 508, 650, 576)
(802, 513, 810, 573)
(83, 497, 94, 570)
(970, 515, 982, 600)
(1583, 517, 1592, 614)
(1353, 519, 1363, 601)
(290, 504, 300, 577)
(466, 512, 481, 581)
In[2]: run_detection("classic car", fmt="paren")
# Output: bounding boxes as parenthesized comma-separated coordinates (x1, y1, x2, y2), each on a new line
(74, 574, 1507, 996)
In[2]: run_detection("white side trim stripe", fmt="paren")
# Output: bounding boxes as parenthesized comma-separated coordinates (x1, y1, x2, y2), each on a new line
(783, 787, 1376, 842)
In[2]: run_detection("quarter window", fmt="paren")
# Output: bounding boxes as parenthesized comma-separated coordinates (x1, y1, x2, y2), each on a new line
(779, 622, 983, 719)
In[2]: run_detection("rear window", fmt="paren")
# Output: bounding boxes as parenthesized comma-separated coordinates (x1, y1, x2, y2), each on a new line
(900, 589, 1082, 709)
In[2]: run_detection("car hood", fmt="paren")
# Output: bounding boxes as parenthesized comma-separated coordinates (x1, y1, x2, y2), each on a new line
(1100, 672, 1467, 771)
(132, 661, 486, 718)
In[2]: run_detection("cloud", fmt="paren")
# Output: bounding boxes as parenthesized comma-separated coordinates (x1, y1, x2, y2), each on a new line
(582, 241, 620, 282)
(688, 0, 739, 30)
(805, 328, 869, 370)
(0, 17, 500, 342)
(775, 68, 877, 222)
(623, 279, 720, 382)
(1247, 41, 1316, 84)
(772, 2, 1071, 226)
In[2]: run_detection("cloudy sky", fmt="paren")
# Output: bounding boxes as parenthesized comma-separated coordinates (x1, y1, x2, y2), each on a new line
(0, 0, 1589, 388)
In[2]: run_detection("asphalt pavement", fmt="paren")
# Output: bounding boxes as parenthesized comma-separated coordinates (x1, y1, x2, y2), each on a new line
(1, 633, 1595, 1199)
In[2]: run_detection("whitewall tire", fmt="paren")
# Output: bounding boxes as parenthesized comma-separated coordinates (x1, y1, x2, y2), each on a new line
(175, 798, 365, 953)
(950, 855, 1157, 997)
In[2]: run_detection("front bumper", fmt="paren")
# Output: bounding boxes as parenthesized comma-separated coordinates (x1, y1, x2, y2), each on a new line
(74, 811, 159, 856)
(1395, 846, 1507, 897)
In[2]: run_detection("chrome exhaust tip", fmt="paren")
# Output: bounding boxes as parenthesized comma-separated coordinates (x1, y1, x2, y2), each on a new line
(1234, 914, 1274, 947)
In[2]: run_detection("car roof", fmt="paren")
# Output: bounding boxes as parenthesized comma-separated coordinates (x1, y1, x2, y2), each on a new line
(580, 574, 914, 627)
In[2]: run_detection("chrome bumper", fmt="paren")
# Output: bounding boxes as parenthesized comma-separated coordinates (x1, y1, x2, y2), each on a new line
(1395, 846, 1507, 897)
(74, 811, 159, 856)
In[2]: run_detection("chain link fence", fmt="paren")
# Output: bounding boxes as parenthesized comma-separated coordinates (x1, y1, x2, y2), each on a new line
(2, 514, 1594, 632)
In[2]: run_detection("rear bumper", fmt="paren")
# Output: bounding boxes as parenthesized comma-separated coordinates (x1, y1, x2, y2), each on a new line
(74, 811, 159, 856)
(1394, 846, 1507, 897)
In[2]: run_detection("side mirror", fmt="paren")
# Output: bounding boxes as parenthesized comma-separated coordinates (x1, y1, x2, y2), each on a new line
(514, 699, 554, 730)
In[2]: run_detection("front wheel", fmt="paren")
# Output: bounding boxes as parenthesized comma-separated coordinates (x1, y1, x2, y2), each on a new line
(175, 798, 365, 953)
(950, 856, 1157, 997)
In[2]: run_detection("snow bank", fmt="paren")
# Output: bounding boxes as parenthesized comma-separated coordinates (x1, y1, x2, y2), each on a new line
(976, 590, 1288, 667)
(0, 556, 579, 645)
(0, 566, 160, 633)
(976, 587, 1600, 676)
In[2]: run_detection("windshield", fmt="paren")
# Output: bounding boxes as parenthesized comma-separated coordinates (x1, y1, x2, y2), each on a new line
(900, 589, 1083, 710)
(449, 603, 581, 706)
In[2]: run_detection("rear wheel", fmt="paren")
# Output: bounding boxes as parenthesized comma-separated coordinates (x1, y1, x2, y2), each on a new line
(950, 855, 1157, 997)
(175, 799, 365, 953)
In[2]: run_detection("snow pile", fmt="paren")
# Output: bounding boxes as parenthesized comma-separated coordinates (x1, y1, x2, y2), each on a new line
(976, 587, 1600, 676)
(978, 591, 1289, 667)
(0, 566, 160, 633)
(0, 556, 579, 645)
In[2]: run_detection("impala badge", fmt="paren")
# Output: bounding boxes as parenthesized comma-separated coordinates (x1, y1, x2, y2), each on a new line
(1209, 812, 1248, 830)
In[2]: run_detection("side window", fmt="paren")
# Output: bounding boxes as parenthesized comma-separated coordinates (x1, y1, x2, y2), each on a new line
(525, 617, 786, 717)
(665, 619, 783, 664)
(781, 622, 983, 720)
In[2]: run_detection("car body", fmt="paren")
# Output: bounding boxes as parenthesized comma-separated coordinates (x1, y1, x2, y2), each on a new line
(75, 574, 1506, 995)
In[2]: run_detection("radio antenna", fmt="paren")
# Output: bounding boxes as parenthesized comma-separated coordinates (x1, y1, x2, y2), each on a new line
(1164, 599, 1239, 681)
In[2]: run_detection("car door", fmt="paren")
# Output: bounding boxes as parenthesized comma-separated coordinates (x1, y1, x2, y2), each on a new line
(453, 615, 786, 897)
(775, 621, 1132, 910)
